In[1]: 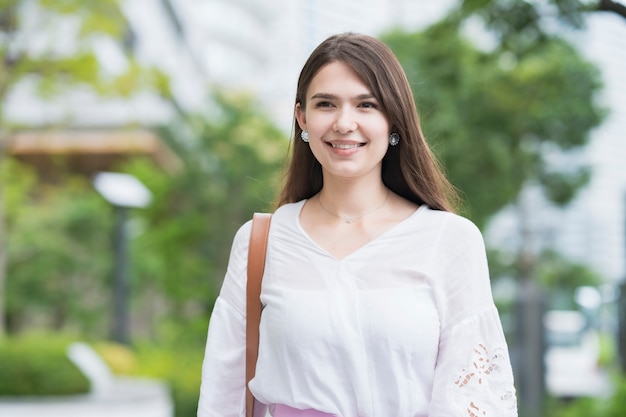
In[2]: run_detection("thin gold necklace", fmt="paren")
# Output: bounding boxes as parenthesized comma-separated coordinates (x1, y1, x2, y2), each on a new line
(317, 190, 390, 224)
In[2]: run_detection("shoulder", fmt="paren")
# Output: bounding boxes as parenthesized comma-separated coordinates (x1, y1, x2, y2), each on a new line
(266, 200, 306, 231)
(230, 219, 253, 258)
(418, 206, 484, 248)
(233, 200, 305, 246)
(273, 200, 306, 220)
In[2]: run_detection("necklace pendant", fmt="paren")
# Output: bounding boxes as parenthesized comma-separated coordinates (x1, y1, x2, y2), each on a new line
(345, 218, 354, 224)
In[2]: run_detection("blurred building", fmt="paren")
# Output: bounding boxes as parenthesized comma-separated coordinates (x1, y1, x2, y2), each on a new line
(560, 13, 626, 284)
(120, 0, 457, 131)
(5, 0, 454, 176)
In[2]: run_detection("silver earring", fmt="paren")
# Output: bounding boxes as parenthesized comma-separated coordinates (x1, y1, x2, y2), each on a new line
(389, 132, 400, 146)
(301, 130, 309, 142)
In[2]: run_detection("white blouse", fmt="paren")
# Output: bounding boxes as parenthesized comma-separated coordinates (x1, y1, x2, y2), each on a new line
(198, 201, 517, 417)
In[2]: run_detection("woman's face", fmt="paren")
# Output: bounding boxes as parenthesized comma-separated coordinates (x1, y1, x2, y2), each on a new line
(296, 61, 391, 183)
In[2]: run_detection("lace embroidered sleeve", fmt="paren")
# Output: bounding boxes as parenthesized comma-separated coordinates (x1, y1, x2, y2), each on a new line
(429, 308, 518, 417)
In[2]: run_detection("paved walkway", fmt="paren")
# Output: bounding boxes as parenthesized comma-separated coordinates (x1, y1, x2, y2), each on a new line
(0, 377, 173, 417)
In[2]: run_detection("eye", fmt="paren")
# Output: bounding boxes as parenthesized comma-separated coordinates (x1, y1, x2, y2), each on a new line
(315, 101, 333, 108)
(359, 101, 378, 109)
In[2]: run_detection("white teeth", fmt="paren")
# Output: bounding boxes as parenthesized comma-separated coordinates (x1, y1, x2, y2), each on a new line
(332, 143, 360, 149)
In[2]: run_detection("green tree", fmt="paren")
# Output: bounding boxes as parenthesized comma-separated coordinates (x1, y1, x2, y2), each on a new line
(458, 0, 626, 57)
(2, 159, 113, 334)
(489, 248, 602, 308)
(383, 22, 605, 228)
(0, 0, 170, 336)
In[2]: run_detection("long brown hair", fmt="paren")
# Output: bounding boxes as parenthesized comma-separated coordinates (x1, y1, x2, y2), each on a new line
(276, 33, 458, 212)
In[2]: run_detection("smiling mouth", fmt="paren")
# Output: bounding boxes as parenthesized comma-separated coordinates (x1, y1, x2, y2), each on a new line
(330, 143, 365, 149)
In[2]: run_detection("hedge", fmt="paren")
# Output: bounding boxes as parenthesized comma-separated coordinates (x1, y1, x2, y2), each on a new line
(0, 334, 90, 396)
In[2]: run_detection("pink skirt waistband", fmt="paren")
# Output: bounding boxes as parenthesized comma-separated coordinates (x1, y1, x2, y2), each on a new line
(273, 404, 339, 417)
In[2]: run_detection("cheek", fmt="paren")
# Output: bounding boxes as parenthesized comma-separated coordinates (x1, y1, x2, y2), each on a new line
(307, 137, 328, 161)
(367, 123, 392, 145)
(304, 113, 330, 135)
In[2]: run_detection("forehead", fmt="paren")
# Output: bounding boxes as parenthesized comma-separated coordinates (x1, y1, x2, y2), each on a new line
(307, 61, 372, 96)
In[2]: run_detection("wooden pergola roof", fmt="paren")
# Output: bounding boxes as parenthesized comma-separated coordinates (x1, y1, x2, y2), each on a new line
(7, 129, 179, 177)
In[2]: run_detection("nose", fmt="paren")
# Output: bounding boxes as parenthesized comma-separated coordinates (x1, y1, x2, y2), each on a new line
(333, 108, 357, 134)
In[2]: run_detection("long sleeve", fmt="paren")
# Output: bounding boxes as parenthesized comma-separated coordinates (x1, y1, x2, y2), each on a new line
(429, 308, 517, 416)
(427, 215, 517, 417)
(198, 221, 252, 417)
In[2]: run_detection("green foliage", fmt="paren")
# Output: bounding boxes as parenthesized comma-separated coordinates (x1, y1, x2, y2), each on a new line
(0, 333, 90, 395)
(541, 168, 591, 205)
(93, 341, 139, 375)
(38, 0, 127, 38)
(0, 0, 171, 124)
(457, 0, 621, 56)
(131, 343, 204, 417)
(1, 157, 37, 216)
(488, 247, 603, 310)
(490, 246, 603, 289)
(547, 375, 626, 417)
(382, 22, 605, 227)
(94, 339, 202, 417)
(597, 332, 617, 368)
(120, 91, 287, 333)
(3, 88, 286, 343)
(536, 249, 602, 292)
(3, 159, 112, 334)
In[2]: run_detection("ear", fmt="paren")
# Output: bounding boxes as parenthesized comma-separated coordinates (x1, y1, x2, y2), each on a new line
(295, 102, 306, 131)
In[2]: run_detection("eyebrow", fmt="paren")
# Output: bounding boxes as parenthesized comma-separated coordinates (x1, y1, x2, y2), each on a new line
(310, 93, 377, 101)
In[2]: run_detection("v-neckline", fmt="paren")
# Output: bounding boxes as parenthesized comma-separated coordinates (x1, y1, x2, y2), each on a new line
(295, 200, 426, 262)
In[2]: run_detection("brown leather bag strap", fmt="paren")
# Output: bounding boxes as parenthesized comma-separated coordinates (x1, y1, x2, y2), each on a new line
(246, 212, 272, 417)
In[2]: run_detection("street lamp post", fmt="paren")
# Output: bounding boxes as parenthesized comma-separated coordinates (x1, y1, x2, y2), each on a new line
(612, 193, 626, 370)
(93, 172, 151, 345)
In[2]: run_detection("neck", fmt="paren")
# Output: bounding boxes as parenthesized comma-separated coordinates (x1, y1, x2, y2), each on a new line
(317, 180, 389, 223)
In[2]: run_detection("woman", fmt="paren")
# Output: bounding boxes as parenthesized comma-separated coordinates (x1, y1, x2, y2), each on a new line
(198, 33, 518, 417)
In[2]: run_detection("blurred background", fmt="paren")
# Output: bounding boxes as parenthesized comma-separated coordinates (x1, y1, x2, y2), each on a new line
(0, 1, 625, 416)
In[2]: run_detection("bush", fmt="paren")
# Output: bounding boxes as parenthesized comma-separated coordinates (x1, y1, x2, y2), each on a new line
(93, 341, 139, 375)
(133, 344, 203, 417)
(0, 334, 90, 396)
(92, 337, 202, 417)
(547, 375, 626, 417)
